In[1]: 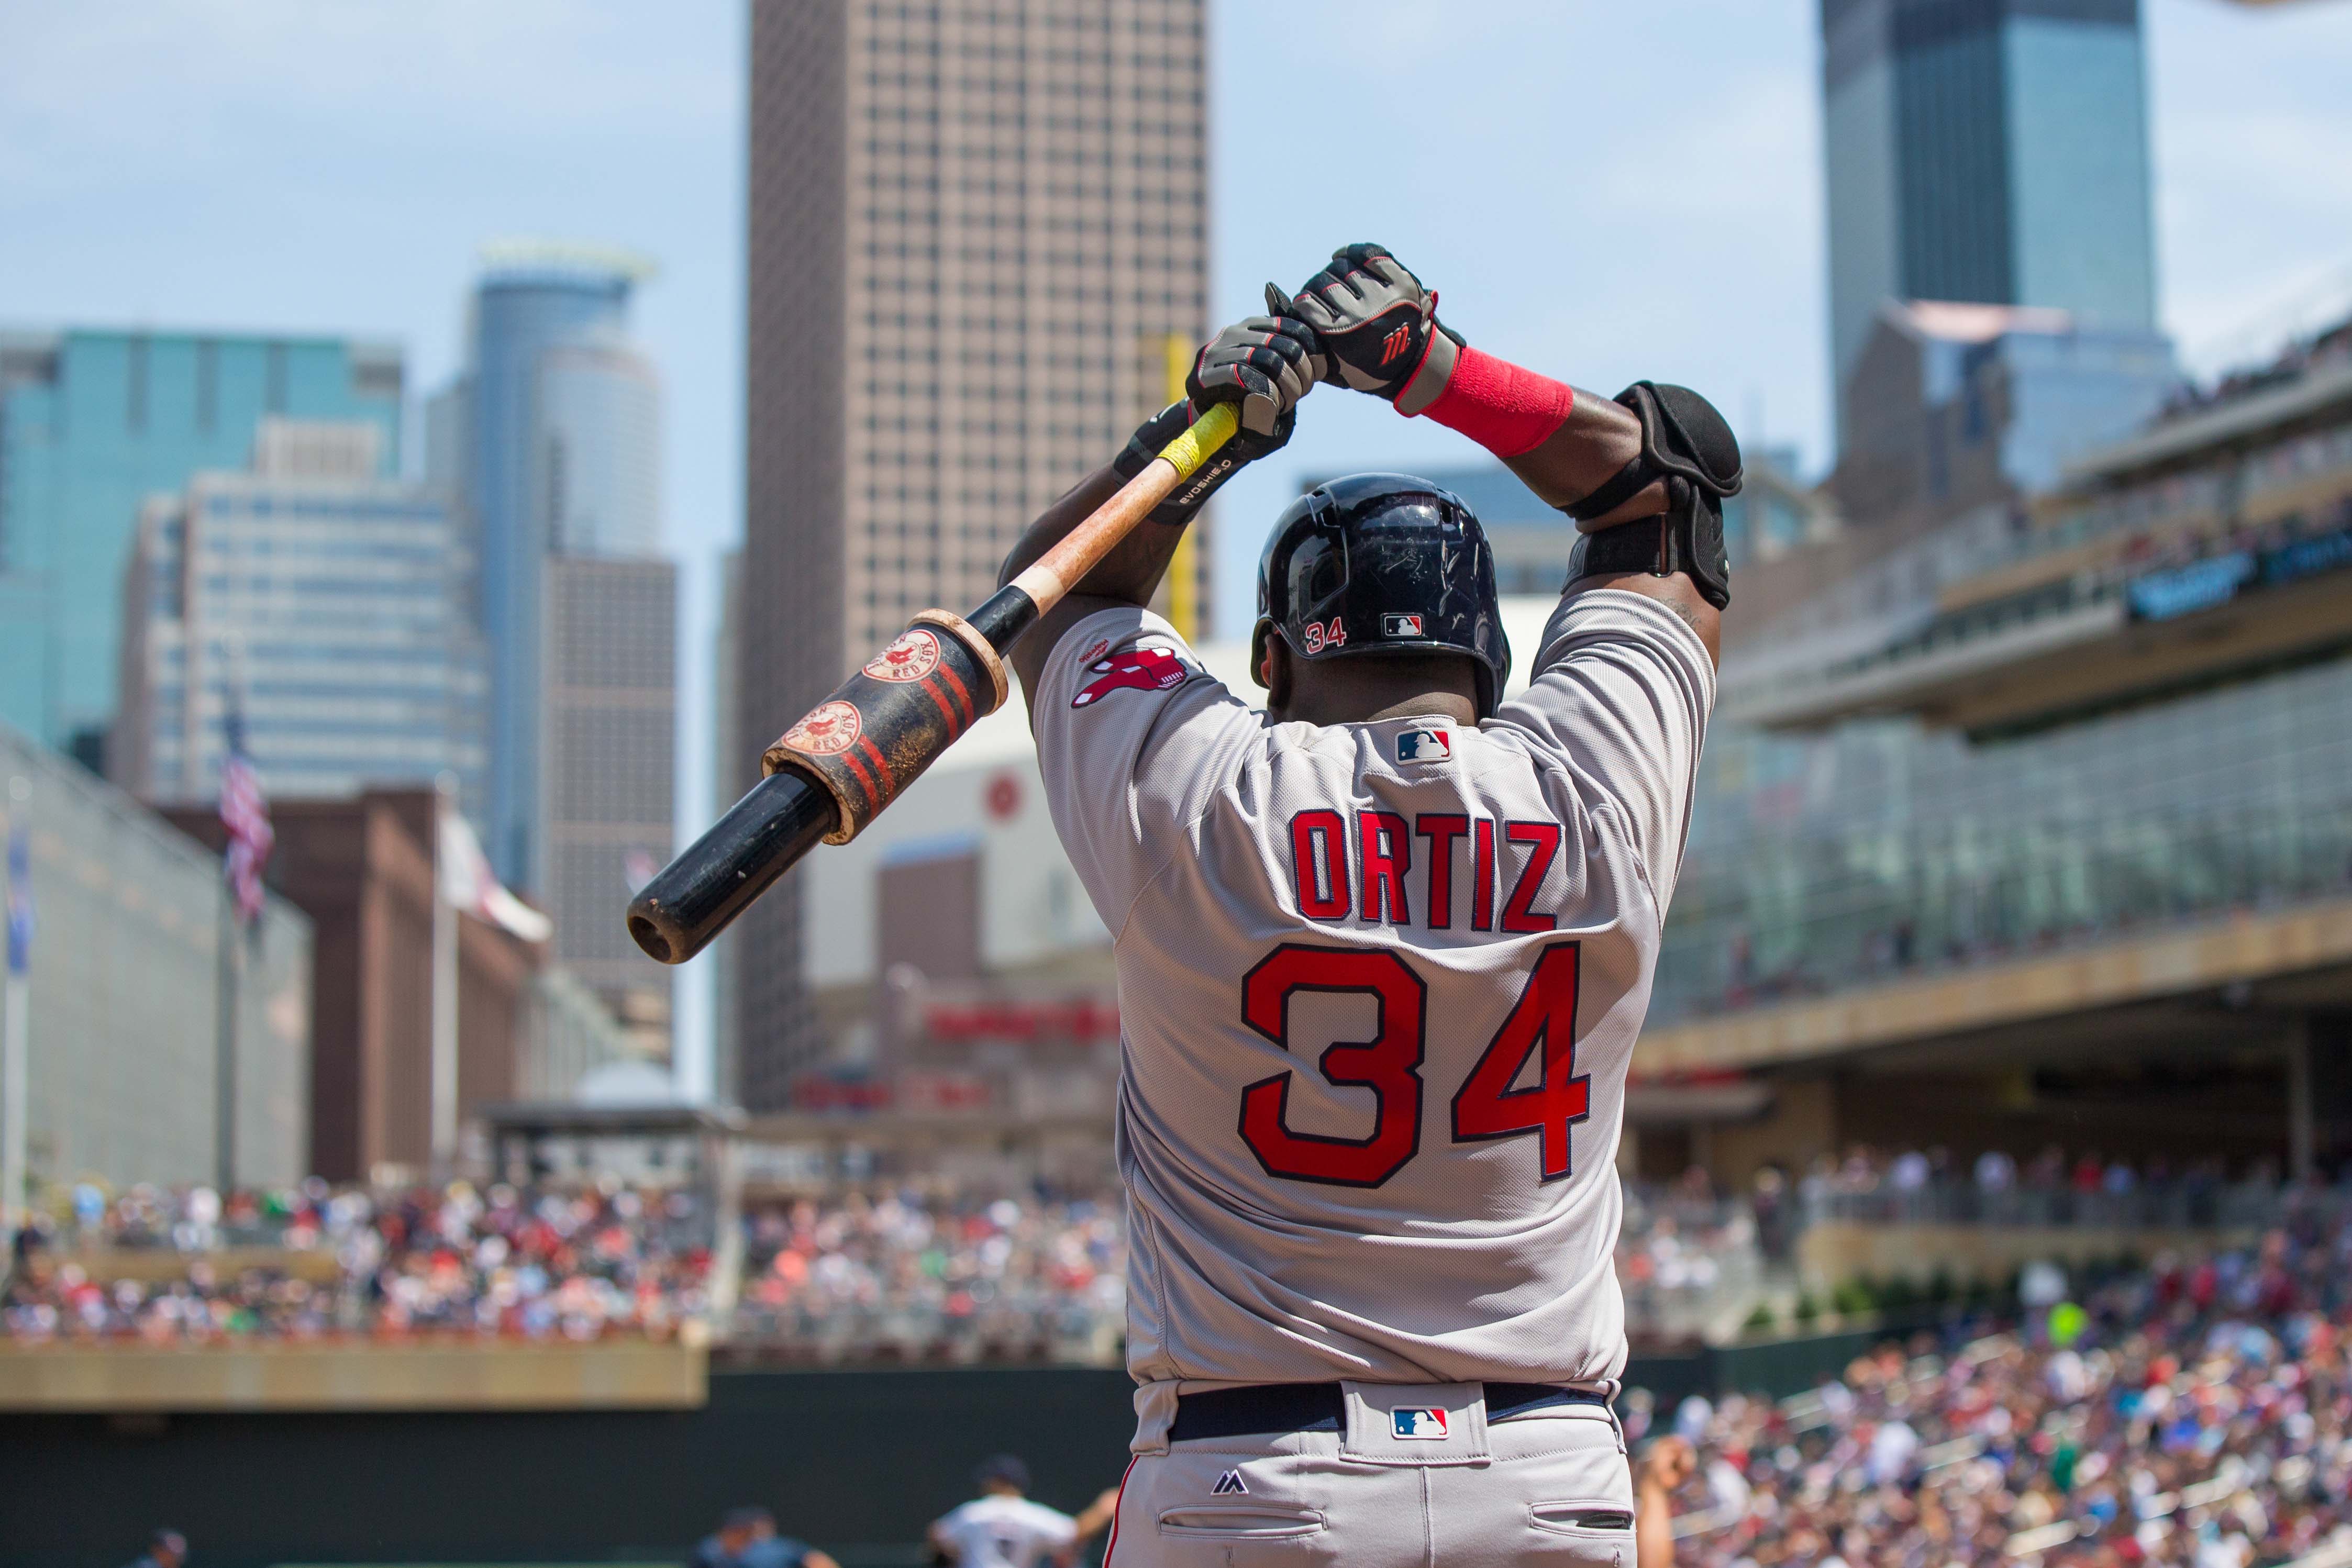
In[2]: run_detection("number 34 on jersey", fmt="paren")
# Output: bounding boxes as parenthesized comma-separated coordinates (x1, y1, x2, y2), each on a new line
(1235, 941, 1591, 1191)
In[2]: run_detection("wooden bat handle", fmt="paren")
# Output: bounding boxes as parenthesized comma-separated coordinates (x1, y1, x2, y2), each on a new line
(1006, 402, 1238, 613)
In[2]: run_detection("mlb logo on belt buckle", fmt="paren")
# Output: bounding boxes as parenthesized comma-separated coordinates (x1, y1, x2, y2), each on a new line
(1382, 612, 1426, 638)
(1393, 1407, 1449, 1440)
(1395, 728, 1451, 764)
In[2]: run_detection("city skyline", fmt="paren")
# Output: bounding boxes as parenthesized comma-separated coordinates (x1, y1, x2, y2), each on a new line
(3, 0, 2350, 1098)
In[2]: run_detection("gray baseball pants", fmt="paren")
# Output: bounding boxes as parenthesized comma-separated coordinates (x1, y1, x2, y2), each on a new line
(1105, 1383, 1638, 1567)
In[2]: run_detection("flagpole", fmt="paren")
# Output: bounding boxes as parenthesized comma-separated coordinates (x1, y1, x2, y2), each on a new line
(213, 877, 239, 1194)
(3, 782, 31, 1268)
(430, 773, 460, 1172)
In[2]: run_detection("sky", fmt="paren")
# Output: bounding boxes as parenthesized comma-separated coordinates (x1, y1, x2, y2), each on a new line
(4, 0, 2350, 1096)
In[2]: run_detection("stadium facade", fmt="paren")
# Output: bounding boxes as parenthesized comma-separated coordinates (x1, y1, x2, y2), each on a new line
(737, 0, 1211, 1109)
(0, 328, 402, 769)
(1647, 320, 2352, 1182)
(0, 718, 312, 1189)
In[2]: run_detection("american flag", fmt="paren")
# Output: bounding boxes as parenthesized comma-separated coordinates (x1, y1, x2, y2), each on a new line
(219, 709, 274, 926)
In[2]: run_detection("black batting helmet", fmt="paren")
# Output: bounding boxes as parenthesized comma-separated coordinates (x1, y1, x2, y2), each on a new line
(1253, 474, 1513, 718)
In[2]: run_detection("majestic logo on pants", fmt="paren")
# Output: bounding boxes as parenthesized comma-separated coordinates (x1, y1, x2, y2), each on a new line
(1072, 645, 1192, 708)
(1393, 1408, 1449, 1440)
(1211, 1469, 1248, 1495)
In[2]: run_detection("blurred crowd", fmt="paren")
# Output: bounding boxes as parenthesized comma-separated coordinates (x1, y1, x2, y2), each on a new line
(730, 1188, 1127, 1364)
(1633, 1193, 2352, 1568)
(2, 1178, 711, 1342)
(1787, 1145, 2300, 1235)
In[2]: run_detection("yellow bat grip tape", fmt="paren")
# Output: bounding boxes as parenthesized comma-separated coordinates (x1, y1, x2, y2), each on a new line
(1158, 401, 1238, 482)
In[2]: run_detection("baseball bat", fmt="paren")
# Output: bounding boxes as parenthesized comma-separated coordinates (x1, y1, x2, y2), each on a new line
(625, 402, 1239, 966)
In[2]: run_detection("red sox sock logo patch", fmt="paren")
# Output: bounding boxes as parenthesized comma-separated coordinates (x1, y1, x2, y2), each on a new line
(782, 700, 861, 755)
(1392, 1407, 1449, 1440)
(1072, 644, 1193, 708)
(862, 628, 941, 683)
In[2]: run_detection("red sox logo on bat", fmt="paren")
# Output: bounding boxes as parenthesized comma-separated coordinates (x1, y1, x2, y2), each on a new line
(1072, 644, 1193, 709)
(862, 628, 941, 684)
(783, 700, 862, 755)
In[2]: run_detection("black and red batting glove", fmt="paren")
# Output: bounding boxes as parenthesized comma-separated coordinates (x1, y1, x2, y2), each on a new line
(1282, 243, 1464, 414)
(1114, 314, 1319, 525)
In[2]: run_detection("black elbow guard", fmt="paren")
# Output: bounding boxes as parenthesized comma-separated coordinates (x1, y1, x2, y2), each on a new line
(1562, 382, 1741, 609)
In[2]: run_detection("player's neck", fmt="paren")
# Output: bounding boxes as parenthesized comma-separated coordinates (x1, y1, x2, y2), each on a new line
(1275, 686, 1478, 728)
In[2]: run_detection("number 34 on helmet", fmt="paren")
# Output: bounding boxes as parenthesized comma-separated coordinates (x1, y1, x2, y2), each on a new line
(1252, 473, 1514, 719)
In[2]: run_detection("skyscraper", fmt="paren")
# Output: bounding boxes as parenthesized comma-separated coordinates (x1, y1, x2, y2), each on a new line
(0, 329, 402, 768)
(738, 0, 1210, 1108)
(1821, 0, 2159, 421)
(114, 418, 490, 811)
(430, 242, 675, 1040)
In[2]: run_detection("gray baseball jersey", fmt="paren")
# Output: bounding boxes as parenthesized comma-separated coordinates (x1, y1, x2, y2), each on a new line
(1031, 590, 1712, 1406)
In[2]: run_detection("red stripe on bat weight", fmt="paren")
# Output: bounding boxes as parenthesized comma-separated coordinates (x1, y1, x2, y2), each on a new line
(838, 746, 881, 811)
(856, 736, 895, 805)
(920, 677, 963, 737)
(937, 663, 975, 726)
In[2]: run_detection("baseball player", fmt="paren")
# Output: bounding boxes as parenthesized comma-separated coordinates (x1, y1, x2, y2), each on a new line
(929, 1455, 1119, 1568)
(999, 242, 1737, 1565)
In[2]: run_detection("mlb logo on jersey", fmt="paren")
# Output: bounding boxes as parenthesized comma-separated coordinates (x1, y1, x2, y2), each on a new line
(1395, 727, 1452, 764)
(1382, 612, 1426, 638)
(1393, 1408, 1450, 1440)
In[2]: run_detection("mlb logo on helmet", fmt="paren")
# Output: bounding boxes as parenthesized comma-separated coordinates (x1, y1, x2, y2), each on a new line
(1395, 727, 1451, 764)
(1393, 1408, 1450, 1440)
(1382, 612, 1426, 638)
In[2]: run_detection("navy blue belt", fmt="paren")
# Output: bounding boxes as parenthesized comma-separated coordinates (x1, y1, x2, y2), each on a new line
(1170, 1381, 1607, 1442)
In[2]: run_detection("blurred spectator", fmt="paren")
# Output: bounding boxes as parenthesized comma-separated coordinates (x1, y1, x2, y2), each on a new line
(690, 1506, 837, 1568)
(122, 1530, 186, 1568)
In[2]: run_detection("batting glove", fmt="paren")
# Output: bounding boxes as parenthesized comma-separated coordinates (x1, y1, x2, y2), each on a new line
(1280, 243, 1464, 415)
(1113, 314, 1319, 525)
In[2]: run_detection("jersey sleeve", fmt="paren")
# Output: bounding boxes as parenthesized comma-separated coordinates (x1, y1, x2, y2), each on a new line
(1029, 605, 1258, 933)
(1491, 588, 1715, 908)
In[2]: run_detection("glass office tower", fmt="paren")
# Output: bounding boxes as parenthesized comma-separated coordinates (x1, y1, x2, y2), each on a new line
(1822, 0, 2159, 422)
(0, 329, 401, 765)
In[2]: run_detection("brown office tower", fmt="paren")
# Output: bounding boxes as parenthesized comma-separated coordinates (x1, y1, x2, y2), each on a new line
(738, 0, 1208, 1109)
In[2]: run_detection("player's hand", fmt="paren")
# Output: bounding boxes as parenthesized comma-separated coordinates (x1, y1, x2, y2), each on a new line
(1186, 314, 1321, 437)
(1638, 1434, 1698, 1497)
(1113, 314, 1317, 525)
(1281, 243, 1463, 410)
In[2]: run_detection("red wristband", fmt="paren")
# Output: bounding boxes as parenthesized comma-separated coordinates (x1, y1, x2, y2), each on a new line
(1414, 345, 1575, 458)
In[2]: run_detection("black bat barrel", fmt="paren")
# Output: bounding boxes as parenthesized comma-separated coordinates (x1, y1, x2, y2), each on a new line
(625, 771, 838, 965)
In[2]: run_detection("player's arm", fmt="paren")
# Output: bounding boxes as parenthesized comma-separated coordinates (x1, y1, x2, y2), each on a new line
(1636, 1435, 1696, 1568)
(999, 314, 1318, 709)
(1068, 1485, 1121, 1545)
(926, 1520, 960, 1565)
(1286, 243, 1734, 666)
